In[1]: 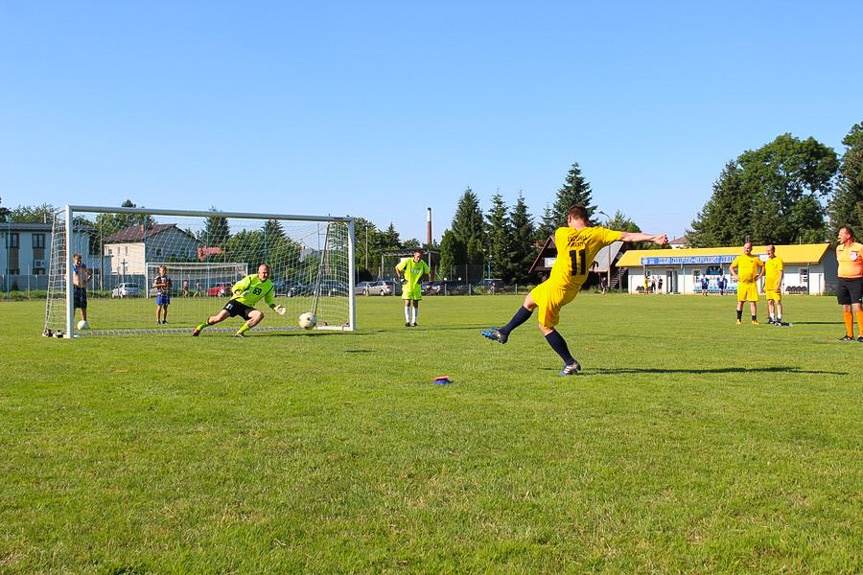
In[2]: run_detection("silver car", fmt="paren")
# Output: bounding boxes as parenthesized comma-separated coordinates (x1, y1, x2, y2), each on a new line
(111, 283, 140, 298)
(355, 280, 392, 296)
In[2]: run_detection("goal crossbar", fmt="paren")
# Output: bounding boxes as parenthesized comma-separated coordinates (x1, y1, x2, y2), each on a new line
(67, 205, 352, 223)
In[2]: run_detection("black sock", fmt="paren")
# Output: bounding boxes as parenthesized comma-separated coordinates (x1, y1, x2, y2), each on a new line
(752, 315, 757, 322)
(500, 306, 533, 336)
(737, 310, 742, 321)
(545, 330, 575, 365)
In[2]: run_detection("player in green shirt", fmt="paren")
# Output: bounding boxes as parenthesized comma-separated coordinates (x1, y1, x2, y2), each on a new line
(192, 263, 286, 337)
(395, 248, 431, 327)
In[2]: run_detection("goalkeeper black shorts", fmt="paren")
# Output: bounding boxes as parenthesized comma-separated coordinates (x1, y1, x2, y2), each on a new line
(223, 299, 254, 320)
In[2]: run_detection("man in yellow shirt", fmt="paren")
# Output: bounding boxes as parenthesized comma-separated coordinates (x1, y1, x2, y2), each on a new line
(481, 204, 668, 376)
(763, 245, 787, 326)
(729, 241, 764, 325)
(835, 226, 863, 342)
(191, 264, 286, 337)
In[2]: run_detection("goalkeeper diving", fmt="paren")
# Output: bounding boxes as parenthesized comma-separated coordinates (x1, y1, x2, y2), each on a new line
(192, 264, 286, 338)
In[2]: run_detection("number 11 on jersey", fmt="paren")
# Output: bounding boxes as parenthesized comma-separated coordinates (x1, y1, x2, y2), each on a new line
(570, 248, 586, 276)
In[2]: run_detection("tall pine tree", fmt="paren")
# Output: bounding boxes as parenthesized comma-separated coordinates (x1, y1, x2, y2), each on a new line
(509, 192, 536, 283)
(438, 229, 465, 280)
(451, 187, 485, 265)
(828, 121, 863, 237)
(552, 163, 596, 227)
(484, 193, 512, 280)
(535, 203, 556, 241)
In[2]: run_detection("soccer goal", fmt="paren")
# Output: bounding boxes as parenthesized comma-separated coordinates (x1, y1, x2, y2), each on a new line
(43, 205, 355, 337)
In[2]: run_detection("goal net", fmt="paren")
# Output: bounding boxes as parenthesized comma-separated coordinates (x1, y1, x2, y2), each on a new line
(44, 206, 355, 337)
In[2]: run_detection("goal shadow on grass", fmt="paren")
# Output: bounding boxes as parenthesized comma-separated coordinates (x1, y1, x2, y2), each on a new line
(570, 366, 848, 376)
(269, 329, 385, 337)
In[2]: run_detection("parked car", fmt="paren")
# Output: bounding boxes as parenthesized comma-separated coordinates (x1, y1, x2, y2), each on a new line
(274, 279, 310, 298)
(355, 280, 392, 296)
(475, 279, 505, 293)
(111, 283, 140, 298)
(442, 281, 470, 295)
(422, 281, 444, 295)
(207, 282, 234, 297)
(384, 279, 402, 296)
(319, 279, 350, 297)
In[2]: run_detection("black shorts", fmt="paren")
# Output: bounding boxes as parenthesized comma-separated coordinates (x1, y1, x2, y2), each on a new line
(74, 286, 87, 309)
(223, 299, 254, 319)
(837, 277, 863, 306)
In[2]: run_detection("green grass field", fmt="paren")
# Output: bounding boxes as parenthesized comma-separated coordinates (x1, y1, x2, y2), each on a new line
(2, 294, 862, 573)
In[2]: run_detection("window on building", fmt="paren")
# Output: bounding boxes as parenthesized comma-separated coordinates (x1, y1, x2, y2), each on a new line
(107, 248, 113, 255)
(7, 232, 19, 249)
(800, 268, 809, 285)
(33, 234, 46, 248)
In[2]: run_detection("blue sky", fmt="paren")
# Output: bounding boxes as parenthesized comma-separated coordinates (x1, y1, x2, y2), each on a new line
(2, 1, 861, 242)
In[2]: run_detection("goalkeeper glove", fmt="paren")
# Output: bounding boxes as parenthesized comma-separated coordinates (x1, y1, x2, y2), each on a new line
(273, 304, 286, 315)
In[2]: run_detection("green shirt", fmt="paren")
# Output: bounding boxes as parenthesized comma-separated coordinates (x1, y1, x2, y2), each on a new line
(231, 274, 275, 308)
(396, 258, 430, 294)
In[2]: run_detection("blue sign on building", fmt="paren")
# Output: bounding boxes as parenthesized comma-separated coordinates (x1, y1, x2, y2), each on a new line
(641, 255, 738, 266)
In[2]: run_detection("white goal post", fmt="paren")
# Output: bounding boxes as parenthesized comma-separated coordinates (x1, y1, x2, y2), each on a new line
(44, 205, 355, 337)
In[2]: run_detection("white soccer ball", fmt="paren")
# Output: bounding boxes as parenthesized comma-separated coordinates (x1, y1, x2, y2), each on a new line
(298, 312, 317, 330)
(77, 320, 90, 331)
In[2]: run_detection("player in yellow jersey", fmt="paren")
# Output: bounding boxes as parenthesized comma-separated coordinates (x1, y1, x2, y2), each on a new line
(481, 205, 668, 376)
(763, 245, 787, 326)
(191, 264, 286, 337)
(729, 241, 764, 325)
(835, 226, 863, 342)
(395, 248, 431, 327)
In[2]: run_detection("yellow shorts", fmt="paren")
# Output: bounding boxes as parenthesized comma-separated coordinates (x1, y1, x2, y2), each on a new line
(765, 289, 781, 301)
(402, 285, 422, 301)
(530, 281, 578, 328)
(737, 281, 759, 302)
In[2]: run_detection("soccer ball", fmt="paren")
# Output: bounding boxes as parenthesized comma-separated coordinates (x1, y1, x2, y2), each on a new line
(77, 320, 90, 331)
(298, 312, 317, 330)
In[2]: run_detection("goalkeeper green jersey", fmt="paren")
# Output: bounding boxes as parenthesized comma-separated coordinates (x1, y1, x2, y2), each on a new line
(396, 258, 430, 300)
(231, 274, 275, 308)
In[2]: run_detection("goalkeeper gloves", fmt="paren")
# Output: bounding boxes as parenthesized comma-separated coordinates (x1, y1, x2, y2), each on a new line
(273, 304, 286, 315)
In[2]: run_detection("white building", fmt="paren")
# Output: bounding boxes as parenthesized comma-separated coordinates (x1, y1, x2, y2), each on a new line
(1, 222, 97, 292)
(103, 224, 199, 278)
(617, 244, 836, 295)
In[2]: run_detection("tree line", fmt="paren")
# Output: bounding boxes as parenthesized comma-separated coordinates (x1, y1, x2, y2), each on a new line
(5, 119, 861, 281)
(688, 121, 863, 247)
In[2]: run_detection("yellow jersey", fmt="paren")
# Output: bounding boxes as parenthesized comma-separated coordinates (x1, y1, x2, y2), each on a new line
(231, 274, 275, 308)
(763, 257, 784, 291)
(550, 226, 622, 290)
(837, 242, 863, 278)
(731, 254, 763, 283)
(396, 258, 430, 296)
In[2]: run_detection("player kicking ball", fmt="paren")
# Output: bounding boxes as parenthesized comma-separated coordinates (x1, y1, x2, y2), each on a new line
(192, 263, 286, 337)
(482, 204, 667, 375)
